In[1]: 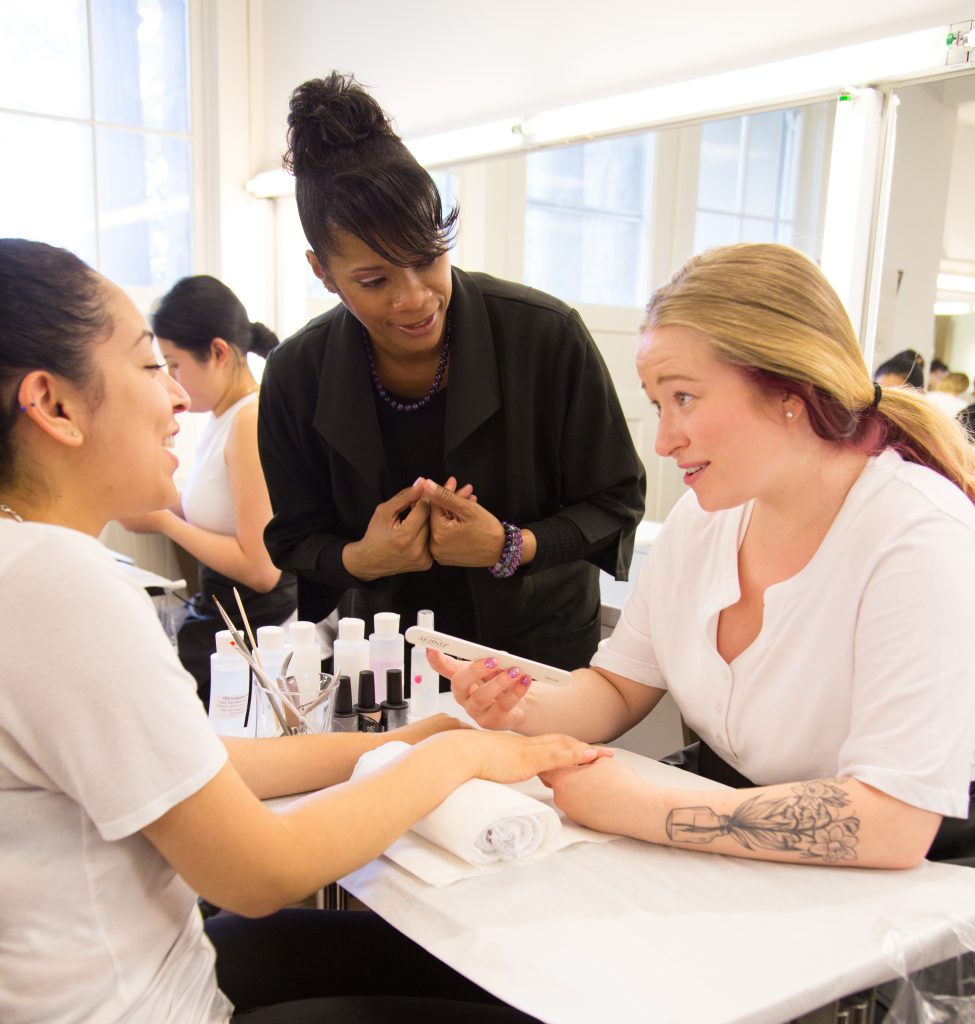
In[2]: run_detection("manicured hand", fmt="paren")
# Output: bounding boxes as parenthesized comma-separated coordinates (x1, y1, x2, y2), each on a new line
(427, 647, 532, 731)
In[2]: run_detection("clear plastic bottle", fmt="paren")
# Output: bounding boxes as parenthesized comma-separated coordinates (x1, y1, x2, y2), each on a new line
(332, 618, 370, 699)
(288, 619, 322, 691)
(255, 624, 288, 737)
(208, 629, 253, 737)
(409, 609, 440, 720)
(369, 612, 404, 705)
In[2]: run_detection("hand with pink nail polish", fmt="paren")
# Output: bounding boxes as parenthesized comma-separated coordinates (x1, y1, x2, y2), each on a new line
(426, 647, 533, 732)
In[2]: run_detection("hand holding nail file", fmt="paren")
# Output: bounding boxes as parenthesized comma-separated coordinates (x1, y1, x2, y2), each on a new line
(403, 627, 571, 686)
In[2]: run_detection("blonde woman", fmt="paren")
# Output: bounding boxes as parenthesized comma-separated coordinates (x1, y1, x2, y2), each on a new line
(428, 242, 975, 870)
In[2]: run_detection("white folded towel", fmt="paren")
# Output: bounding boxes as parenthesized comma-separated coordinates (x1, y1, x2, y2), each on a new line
(352, 740, 561, 866)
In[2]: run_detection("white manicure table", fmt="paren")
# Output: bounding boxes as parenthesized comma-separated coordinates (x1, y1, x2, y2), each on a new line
(334, 704, 975, 1024)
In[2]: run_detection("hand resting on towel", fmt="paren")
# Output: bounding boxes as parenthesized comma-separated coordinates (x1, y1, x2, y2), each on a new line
(353, 740, 559, 865)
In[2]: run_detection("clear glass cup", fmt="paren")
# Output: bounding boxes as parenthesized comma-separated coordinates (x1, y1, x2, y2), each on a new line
(255, 673, 339, 737)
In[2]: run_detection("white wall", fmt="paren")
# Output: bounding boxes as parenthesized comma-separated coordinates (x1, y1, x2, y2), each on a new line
(943, 121, 975, 265)
(253, 0, 972, 172)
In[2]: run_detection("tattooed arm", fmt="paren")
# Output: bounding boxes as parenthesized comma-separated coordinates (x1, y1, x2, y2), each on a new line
(540, 760, 942, 869)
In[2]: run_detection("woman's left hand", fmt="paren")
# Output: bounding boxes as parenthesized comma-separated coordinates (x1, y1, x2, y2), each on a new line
(540, 758, 640, 835)
(421, 477, 506, 567)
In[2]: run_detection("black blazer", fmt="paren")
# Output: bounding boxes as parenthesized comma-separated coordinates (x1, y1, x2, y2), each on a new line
(258, 268, 646, 669)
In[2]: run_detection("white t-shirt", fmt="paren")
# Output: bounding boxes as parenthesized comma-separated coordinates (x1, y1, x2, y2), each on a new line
(181, 392, 257, 536)
(0, 521, 232, 1023)
(593, 450, 975, 818)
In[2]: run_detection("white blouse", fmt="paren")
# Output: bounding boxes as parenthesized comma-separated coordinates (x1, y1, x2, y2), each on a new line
(593, 450, 975, 818)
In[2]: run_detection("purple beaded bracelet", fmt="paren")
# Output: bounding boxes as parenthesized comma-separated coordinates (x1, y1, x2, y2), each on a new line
(490, 521, 523, 578)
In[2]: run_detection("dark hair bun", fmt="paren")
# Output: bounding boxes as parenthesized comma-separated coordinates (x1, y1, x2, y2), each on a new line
(248, 322, 279, 359)
(286, 72, 396, 175)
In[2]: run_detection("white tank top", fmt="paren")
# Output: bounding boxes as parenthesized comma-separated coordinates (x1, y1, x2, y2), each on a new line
(181, 393, 257, 536)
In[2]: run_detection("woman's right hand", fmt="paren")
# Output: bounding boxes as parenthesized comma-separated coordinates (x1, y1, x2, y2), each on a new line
(427, 648, 533, 732)
(434, 727, 609, 786)
(342, 480, 432, 580)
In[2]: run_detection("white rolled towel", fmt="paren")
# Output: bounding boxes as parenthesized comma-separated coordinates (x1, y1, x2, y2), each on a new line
(352, 740, 561, 866)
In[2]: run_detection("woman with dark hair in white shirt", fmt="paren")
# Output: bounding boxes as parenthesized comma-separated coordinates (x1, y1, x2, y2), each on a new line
(0, 238, 603, 1022)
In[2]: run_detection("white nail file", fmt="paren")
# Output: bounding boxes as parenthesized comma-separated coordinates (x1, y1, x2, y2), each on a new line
(404, 626, 572, 686)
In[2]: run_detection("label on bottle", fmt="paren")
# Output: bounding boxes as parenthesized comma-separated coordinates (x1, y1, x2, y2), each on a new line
(211, 692, 249, 719)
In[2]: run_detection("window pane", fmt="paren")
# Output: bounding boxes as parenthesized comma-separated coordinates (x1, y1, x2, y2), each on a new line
(694, 210, 739, 252)
(741, 217, 777, 243)
(742, 111, 784, 219)
(0, 0, 90, 118)
(695, 102, 831, 260)
(777, 220, 798, 246)
(429, 168, 459, 213)
(525, 207, 647, 307)
(697, 118, 741, 213)
(776, 112, 800, 222)
(581, 137, 647, 214)
(579, 215, 646, 307)
(525, 208, 584, 303)
(526, 146, 585, 206)
(524, 133, 652, 306)
(92, 0, 189, 130)
(527, 135, 648, 214)
(0, 112, 97, 263)
(97, 128, 191, 286)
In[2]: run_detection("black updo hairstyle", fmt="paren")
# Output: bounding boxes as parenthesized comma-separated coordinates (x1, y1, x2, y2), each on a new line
(285, 71, 458, 268)
(151, 275, 279, 363)
(0, 238, 111, 487)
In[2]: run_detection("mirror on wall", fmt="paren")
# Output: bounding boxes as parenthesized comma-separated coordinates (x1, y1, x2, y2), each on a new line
(874, 71, 975, 402)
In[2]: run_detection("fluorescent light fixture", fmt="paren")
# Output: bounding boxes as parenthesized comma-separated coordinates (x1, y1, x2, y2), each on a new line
(245, 169, 294, 199)
(520, 27, 946, 145)
(404, 118, 522, 167)
(934, 301, 974, 315)
(937, 273, 975, 294)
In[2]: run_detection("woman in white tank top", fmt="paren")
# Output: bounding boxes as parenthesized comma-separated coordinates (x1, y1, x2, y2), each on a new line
(120, 276, 297, 704)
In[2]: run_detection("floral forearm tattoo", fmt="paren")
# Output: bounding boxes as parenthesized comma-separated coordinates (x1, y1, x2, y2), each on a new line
(666, 780, 860, 863)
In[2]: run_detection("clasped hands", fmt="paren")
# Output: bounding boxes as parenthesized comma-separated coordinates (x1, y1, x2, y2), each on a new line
(342, 476, 506, 582)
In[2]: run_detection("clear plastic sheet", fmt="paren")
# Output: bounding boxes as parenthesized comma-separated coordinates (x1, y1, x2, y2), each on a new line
(878, 916, 975, 1023)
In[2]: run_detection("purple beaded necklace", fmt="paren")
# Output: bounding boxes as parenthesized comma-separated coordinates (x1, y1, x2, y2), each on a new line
(362, 314, 451, 412)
